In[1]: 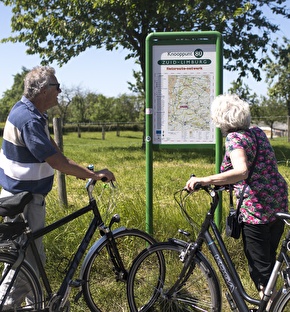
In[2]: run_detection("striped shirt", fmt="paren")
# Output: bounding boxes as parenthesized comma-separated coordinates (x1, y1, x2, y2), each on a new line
(0, 96, 57, 195)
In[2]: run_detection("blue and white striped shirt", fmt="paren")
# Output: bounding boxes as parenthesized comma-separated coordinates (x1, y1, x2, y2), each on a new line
(0, 96, 57, 195)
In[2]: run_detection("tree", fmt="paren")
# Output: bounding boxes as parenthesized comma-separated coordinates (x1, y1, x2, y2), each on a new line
(112, 94, 140, 122)
(228, 79, 259, 104)
(0, 67, 28, 121)
(69, 89, 92, 123)
(265, 37, 290, 115)
(264, 37, 290, 140)
(49, 85, 75, 124)
(257, 96, 287, 139)
(227, 79, 263, 121)
(1, 0, 289, 94)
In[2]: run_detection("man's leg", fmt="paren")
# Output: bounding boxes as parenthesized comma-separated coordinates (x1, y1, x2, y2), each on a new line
(0, 191, 46, 308)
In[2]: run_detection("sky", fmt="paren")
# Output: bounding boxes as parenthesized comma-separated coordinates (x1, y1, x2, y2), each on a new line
(0, 2, 290, 98)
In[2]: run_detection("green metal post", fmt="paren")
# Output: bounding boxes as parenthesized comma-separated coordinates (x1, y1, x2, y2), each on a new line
(214, 33, 223, 228)
(145, 35, 153, 236)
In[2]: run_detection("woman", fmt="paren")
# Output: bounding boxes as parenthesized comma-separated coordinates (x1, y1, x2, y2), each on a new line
(185, 94, 288, 295)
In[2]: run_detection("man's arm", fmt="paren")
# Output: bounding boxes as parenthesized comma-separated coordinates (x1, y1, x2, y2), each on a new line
(46, 137, 115, 181)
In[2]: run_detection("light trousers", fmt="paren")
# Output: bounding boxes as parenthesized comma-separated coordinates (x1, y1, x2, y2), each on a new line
(0, 190, 46, 307)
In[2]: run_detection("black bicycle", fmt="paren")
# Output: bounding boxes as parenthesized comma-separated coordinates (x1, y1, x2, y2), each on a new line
(0, 173, 157, 311)
(127, 184, 290, 311)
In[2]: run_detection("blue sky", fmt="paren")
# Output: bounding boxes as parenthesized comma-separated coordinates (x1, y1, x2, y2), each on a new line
(1, 2, 289, 98)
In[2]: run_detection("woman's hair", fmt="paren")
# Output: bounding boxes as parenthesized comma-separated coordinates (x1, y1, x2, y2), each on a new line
(211, 94, 251, 133)
(23, 66, 56, 100)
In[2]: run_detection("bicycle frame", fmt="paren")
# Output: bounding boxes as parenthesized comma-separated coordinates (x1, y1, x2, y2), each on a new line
(204, 219, 260, 311)
(9, 182, 126, 309)
(176, 187, 290, 312)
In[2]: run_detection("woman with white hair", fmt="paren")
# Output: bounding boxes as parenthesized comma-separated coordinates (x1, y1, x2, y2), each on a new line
(186, 94, 288, 296)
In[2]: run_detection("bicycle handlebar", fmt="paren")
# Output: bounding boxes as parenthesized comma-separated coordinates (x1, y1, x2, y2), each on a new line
(85, 177, 115, 191)
(85, 165, 116, 200)
(86, 164, 115, 188)
(176, 177, 227, 227)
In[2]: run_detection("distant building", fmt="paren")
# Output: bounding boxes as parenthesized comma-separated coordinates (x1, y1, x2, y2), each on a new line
(252, 122, 288, 138)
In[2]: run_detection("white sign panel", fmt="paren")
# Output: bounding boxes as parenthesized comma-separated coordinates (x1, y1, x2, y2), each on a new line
(152, 44, 216, 144)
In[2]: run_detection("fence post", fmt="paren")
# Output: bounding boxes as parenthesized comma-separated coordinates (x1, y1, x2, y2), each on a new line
(53, 118, 68, 207)
(102, 124, 105, 140)
(77, 123, 81, 138)
(116, 123, 120, 136)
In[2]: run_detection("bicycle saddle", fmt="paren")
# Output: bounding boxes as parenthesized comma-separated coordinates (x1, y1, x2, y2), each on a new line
(0, 191, 33, 217)
(276, 212, 290, 221)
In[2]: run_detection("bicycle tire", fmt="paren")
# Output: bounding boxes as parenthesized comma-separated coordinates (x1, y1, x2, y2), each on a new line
(82, 228, 157, 312)
(0, 252, 43, 311)
(127, 241, 221, 312)
(270, 288, 290, 312)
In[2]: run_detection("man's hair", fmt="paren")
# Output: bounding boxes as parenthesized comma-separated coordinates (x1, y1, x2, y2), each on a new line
(23, 66, 56, 100)
(211, 94, 251, 133)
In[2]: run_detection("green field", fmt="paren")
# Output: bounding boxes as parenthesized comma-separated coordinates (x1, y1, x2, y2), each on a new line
(3, 131, 290, 311)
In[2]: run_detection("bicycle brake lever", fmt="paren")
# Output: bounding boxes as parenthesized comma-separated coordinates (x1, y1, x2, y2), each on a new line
(100, 177, 116, 189)
(109, 181, 116, 188)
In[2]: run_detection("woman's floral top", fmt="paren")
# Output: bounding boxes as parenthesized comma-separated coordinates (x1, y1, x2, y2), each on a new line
(221, 127, 288, 224)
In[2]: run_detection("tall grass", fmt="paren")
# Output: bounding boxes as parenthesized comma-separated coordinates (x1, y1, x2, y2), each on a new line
(5, 131, 290, 311)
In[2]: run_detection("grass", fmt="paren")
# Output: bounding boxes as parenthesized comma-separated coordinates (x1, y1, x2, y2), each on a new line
(2, 130, 290, 311)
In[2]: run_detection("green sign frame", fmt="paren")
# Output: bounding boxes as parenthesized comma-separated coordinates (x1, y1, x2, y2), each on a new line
(145, 31, 223, 235)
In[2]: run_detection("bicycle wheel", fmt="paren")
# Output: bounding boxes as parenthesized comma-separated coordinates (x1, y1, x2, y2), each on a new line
(82, 228, 157, 312)
(127, 241, 221, 312)
(0, 253, 43, 311)
(270, 288, 290, 312)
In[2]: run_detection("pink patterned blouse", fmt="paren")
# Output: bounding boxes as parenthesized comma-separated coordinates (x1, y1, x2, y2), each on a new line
(221, 127, 288, 224)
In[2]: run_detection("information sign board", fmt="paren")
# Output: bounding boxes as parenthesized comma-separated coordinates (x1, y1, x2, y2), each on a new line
(152, 44, 216, 144)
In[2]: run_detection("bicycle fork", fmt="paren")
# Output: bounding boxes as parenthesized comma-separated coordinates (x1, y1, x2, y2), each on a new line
(163, 238, 200, 299)
(102, 228, 128, 282)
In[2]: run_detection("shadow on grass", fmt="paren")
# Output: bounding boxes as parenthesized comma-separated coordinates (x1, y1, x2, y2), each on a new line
(273, 146, 290, 162)
(153, 148, 216, 163)
(86, 145, 215, 159)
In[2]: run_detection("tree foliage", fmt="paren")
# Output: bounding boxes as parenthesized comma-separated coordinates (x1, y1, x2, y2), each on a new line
(0, 68, 143, 123)
(0, 67, 28, 120)
(265, 37, 290, 115)
(257, 95, 287, 139)
(228, 79, 259, 104)
(227, 71, 287, 135)
(1, 0, 290, 92)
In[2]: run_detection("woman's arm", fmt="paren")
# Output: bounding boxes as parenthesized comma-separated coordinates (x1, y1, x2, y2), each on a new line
(185, 148, 248, 191)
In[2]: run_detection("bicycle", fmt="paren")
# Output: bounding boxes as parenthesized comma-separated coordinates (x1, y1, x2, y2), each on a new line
(0, 171, 157, 311)
(127, 183, 290, 312)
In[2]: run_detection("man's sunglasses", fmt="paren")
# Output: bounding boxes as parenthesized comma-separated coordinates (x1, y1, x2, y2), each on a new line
(49, 83, 61, 91)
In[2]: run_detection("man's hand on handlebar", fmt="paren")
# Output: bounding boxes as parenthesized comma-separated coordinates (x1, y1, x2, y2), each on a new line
(94, 168, 116, 183)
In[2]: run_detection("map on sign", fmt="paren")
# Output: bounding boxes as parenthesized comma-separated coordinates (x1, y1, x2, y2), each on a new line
(168, 74, 211, 133)
(152, 44, 216, 145)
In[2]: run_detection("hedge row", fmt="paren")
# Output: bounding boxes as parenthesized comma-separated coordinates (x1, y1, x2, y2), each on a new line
(0, 122, 144, 137)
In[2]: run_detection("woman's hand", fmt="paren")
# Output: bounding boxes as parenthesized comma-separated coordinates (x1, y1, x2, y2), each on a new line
(185, 176, 204, 192)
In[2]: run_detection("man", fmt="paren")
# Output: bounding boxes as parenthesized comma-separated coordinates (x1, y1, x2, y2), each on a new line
(0, 66, 115, 309)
